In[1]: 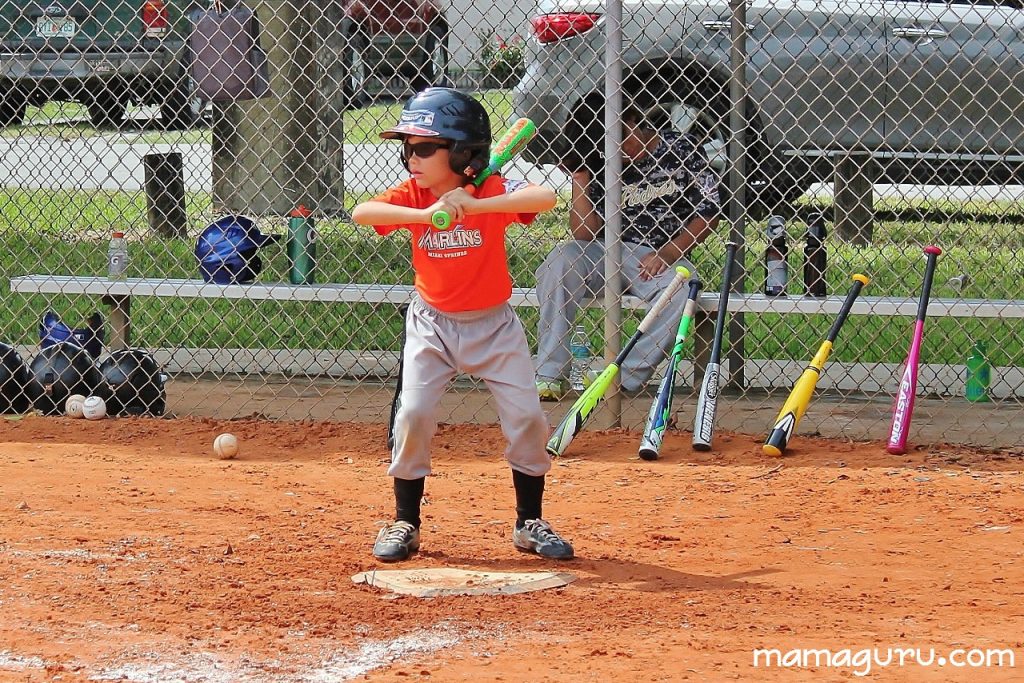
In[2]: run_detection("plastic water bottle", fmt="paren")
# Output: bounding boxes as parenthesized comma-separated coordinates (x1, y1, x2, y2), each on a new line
(107, 230, 128, 280)
(965, 340, 991, 403)
(803, 213, 827, 297)
(569, 325, 592, 391)
(764, 216, 788, 297)
(287, 204, 316, 285)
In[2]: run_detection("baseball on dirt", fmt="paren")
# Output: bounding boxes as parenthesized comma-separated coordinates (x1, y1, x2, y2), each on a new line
(65, 394, 86, 419)
(214, 433, 239, 460)
(82, 396, 107, 420)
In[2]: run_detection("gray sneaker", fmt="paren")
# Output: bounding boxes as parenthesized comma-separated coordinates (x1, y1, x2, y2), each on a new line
(512, 519, 574, 560)
(373, 521, 420, 562)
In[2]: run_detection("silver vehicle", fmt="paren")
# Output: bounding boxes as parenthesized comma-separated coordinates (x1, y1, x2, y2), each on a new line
(514, 0, 1024, 209)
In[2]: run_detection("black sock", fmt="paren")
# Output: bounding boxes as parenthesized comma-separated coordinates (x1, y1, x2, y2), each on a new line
(512, 469, 544, 528)
(394, 477, 425, 529)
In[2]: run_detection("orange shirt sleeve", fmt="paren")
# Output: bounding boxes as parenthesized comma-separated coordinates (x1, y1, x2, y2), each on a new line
(482, 176, 541, 226)
(370, 180, 419, 235)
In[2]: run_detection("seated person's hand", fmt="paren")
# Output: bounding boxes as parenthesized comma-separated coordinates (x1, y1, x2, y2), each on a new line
(638, 251, 669, 281)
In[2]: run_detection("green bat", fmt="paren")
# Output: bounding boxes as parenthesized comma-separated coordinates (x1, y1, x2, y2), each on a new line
(546, 267, 690, 457)
(638, 277, 702, 460)
(431, 117, 537, 229)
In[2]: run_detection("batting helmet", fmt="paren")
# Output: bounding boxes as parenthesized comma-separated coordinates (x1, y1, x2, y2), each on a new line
(196, 215, 280, 285)
(0, 342, 31, 414)
(99, 349, 168, 416)
(27, 342, 104, 416)
(381, 87, 491, 178)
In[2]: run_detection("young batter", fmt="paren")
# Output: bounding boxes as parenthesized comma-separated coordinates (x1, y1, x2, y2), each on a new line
(352, 87, 574, 563)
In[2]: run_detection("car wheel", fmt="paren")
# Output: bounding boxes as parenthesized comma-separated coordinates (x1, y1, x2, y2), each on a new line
(342, 27, 370, 110)
(0, 90, 28, 128)
(160, 77, 203, 130)
(412, 21, 450, 91)
(632, 74, 812, 215)
(86, 91, 126, 128)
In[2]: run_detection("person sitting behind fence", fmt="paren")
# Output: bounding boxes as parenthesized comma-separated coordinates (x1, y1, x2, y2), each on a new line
(534, 106, 722, 400)
(351, 86, 575, 563)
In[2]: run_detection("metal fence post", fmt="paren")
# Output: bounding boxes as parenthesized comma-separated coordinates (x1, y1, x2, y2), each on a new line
(726, 0, 749, 389)
(604, 0, 624, 426)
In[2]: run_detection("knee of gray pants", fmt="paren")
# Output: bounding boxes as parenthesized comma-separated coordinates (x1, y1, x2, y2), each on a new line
(536, 240, 590, 280)
(388, 391, 438, 480)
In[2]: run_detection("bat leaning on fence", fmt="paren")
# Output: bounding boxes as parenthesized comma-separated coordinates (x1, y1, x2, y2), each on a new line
(762, 274, 870, 457)
(638, 276, 702, 461)
(545, 266, 690, 458)
(431, 117, 537, 229)
(386, 304, 410, 450)
(887, 245, 942, 455)
(692, 241, 738, 451)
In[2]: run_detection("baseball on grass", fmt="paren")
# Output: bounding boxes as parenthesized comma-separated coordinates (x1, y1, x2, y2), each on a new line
(65, 394, 86, 419)
(214, 433, 239, 460)
(82, 396, 107, 420)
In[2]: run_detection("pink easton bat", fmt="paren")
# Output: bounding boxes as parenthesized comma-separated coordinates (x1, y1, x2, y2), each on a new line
(887, 245, 942, 455)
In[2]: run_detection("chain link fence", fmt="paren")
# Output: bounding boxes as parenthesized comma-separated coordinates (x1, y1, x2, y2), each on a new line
(0, 0, 1021, 446)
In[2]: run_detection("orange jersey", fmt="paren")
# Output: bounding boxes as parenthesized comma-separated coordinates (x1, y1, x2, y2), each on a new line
(372, 175, 539, 312)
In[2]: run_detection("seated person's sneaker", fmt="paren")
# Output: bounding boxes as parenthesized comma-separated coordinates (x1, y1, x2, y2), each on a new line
(373, 521, 420, 562)
(512, 519, 574, 560)
(536, 378, 566, 402)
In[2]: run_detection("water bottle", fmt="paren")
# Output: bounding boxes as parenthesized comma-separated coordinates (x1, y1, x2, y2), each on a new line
(107, 230, 128, 280)
(287, 204, 316, 285)
(965, 340, 991, 403)
(803, 213, 827, 297)
(764, 216, 788, 297)
(569, 325, 592, 391)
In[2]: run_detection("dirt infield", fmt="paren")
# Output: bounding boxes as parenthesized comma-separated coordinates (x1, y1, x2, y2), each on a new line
(1, 416, 1022, 682)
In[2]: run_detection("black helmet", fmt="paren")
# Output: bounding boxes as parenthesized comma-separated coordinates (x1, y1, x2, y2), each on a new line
(0, 342, 31, 414)
(381, 87, 491, 177)
(99, 349, 168, 416)
(27, 342, 104, 415)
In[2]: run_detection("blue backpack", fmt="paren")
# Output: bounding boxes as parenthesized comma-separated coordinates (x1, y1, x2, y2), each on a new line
(39, 310, 104, 360)
(195, 215, 279, 284)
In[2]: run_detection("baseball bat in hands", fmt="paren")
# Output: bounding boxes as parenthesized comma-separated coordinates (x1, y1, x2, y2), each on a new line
(763, 274, 870, 456)
(545, 266, 691, 458)
(887, 245, 942, 455)
(431, 118, 537, 230)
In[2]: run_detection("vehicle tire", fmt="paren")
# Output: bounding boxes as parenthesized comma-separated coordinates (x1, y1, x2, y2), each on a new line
(86, 91, 126, 128)
(412, 21, 451, 91)
(614, 70, 812, 216)
(160, 76, 203, 131)
(0, 90, 28, 128)
(341, 27, 370, 110)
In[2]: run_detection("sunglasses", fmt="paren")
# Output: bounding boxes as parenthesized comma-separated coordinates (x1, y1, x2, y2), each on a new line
(403, 141, 450, 159)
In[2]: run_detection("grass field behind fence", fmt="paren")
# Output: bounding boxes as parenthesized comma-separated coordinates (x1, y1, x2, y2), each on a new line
(6, 91, 518, 145)
(0, 187, 1020, 372)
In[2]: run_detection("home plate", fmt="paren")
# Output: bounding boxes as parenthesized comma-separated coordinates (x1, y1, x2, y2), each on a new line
(352, 568, 576, 597)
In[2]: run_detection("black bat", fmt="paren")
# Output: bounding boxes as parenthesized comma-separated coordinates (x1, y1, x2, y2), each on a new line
(692, 241, 738, 451)
(387, 304, 409, 450)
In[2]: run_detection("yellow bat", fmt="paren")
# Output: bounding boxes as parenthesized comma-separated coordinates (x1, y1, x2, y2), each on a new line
(763, 274, 870, 456)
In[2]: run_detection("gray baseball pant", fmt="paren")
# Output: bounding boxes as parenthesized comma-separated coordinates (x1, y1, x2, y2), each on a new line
(535, 239, 697, 393)
(389, 297, 551, 481)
